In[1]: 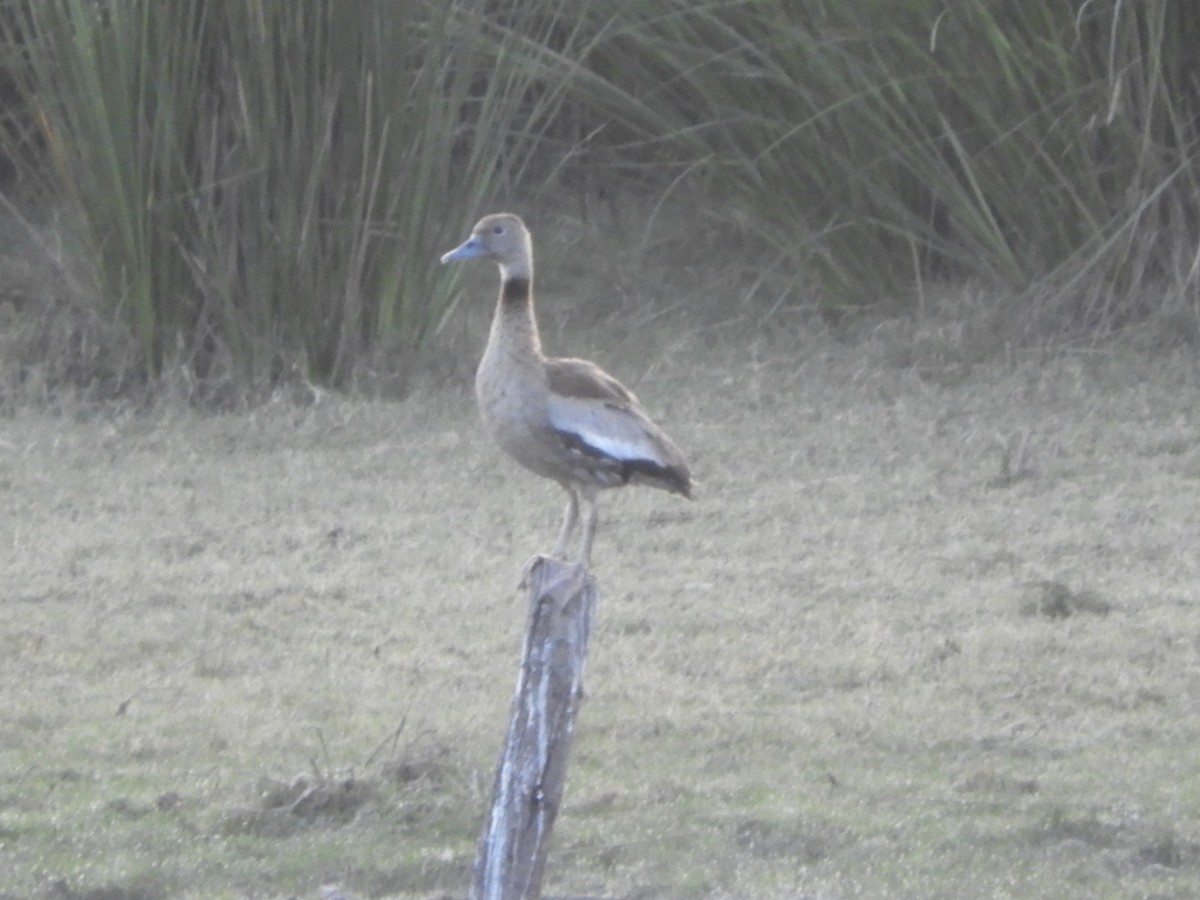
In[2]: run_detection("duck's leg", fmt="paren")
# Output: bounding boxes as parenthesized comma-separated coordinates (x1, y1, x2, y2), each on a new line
(549, 487, 579, 560)
(578, 492, 599, 570)
(520, 488, 580, 590)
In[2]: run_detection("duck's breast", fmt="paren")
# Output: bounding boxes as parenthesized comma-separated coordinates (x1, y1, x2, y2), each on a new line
(474, 345, 569, 481)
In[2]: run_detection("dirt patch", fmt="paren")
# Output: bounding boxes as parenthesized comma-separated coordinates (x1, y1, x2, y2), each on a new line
(733, 817, 852, 863)
(217, 775, 372, 837)
(1018, 579, 1114, 618)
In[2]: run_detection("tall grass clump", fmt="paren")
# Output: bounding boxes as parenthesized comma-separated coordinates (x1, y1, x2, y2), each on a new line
(565, 0, 1200, 331)
(2, 0, 1196, 399)
(0, 0, 587, 394)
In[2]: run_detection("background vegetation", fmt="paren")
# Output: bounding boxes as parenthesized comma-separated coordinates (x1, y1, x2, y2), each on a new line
(0, 0, 1197, 398)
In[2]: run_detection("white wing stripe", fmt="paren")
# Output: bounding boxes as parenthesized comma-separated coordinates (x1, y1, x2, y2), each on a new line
(566, 427, 657, 463)
(547, 395, 668, 464)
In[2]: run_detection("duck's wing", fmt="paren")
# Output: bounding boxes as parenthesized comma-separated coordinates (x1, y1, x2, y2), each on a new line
(543, 357, 691, 496)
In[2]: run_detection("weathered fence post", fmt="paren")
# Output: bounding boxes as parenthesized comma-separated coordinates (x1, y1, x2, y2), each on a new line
(470, 559, 599, 900)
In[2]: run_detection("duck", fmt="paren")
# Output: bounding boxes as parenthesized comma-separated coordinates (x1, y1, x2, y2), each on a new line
(440, 212, 691, 571)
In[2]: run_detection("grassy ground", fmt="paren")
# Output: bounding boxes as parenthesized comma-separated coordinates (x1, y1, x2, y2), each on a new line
(3, 282, 1200, 898)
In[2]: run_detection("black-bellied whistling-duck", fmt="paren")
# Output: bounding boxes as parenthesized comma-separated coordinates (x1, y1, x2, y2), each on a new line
(441, 213, 691, 570)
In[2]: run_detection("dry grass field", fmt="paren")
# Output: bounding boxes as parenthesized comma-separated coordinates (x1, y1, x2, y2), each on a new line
(3, 288, 1200, 898)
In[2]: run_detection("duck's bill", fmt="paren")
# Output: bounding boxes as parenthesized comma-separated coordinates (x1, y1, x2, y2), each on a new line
(440, 236, 485, 264)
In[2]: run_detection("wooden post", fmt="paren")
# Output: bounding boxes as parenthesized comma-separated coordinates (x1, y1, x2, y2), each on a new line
(470, 559, 598, 900)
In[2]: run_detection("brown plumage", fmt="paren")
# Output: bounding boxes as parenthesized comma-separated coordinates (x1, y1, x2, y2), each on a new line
(440, 212, 691, 569)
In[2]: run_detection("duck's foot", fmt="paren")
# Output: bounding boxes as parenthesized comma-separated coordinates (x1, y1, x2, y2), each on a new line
(518, 554, 553, 591)
(518, 554, 587, 592)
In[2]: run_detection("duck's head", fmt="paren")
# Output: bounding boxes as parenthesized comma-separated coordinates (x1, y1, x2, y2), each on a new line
(440, 212, 532, 279)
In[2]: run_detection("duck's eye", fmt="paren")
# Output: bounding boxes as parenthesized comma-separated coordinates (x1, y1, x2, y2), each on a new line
(492, 225, 505, 235)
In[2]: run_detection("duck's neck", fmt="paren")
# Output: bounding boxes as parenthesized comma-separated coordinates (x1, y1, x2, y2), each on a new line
(488, 261, 543, 360)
